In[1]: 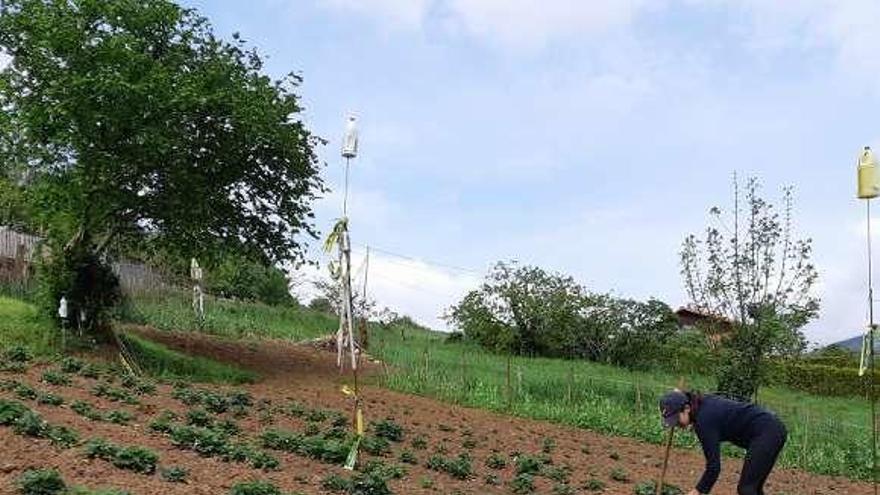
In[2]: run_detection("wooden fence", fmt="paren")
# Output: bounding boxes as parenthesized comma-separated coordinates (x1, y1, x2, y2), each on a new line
(0, 227, 171, 295)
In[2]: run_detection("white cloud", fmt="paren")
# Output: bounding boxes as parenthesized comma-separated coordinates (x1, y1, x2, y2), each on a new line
(317, 0, 653, 49)
(294, 247, 480, 331)
(445, 0, 651, 49)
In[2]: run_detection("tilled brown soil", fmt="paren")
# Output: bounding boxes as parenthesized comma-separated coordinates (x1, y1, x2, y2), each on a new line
(0, 327, 872, 495)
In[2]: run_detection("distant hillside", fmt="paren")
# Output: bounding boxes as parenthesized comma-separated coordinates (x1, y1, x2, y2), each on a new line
(828, 334, 865, 353)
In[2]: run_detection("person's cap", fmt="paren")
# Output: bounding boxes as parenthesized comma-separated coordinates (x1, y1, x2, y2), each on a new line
(659, 390, 688, 428)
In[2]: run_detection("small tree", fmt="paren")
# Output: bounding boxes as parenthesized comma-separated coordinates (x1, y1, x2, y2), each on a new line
(680, 175, 819, 400)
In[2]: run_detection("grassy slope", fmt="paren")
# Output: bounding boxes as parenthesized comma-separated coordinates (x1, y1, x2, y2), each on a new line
(0, 297, 255, 384)
(368, 326, 872, 480)
(120, 290, 337, 341)
(0, 297, 60, 358)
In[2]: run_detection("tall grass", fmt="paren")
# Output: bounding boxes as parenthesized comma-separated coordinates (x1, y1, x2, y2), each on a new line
(119, 333, 257, 384)
(0, 296, 59, 357)
(119, 289, 337, 341)
(369, 326, 873, 481)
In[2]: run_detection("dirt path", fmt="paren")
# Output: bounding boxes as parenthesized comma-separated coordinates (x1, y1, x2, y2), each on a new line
(0, 328, 871, 495)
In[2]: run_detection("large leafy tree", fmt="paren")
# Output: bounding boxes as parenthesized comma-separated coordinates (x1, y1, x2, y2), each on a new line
(680, 176, 819, 399)
(0, 0, 324, 332)
(447, 261, 678, 368)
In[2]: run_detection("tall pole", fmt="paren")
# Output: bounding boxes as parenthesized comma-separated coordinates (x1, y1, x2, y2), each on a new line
(343, 157, 351, 218)
(869, 199, 878, 495)
(859, 146, 878, 495)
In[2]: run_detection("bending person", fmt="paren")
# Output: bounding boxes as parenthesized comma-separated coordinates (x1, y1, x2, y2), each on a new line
(658, 389, 787, 495)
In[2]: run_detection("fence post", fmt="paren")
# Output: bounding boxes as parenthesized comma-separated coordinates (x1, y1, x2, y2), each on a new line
(506, 354, 512, 411)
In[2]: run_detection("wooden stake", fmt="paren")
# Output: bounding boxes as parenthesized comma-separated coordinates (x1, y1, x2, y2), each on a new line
(657, 426, 675, 495)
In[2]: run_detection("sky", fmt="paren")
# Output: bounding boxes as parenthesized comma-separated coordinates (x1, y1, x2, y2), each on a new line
(177, 0, 880, 345)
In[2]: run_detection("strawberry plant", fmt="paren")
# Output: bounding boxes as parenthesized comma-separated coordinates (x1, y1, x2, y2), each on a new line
(160, 466, 189, 483)
(60, 357, 85, 373)
(486, 451, 507, 469)
(610, 467, 629, 483)
(372, 418, 404, 442)
(634, 481, 683, 495)
(321, 474, 353, 492)
(510, 473, 535, 495)
(16, 468, 66, 495)
(42, 370, 71, 386)
(229, 481, 282, 495)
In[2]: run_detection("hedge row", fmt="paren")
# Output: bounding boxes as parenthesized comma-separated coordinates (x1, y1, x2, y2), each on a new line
(771, 361, 878, 398)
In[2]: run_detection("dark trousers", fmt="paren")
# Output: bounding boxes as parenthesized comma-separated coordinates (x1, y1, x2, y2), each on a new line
(738, 417, 787, 495)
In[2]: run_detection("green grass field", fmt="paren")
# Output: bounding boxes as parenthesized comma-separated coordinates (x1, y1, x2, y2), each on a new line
(119, 333, 257, 384)
(368, 326, 873, 480)
(0, 297, 60, 358)
(119, 290, 338, 341)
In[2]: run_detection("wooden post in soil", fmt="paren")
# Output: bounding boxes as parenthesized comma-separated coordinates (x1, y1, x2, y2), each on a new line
(506, 353, 512, 410)
(656, 426, 675, 495)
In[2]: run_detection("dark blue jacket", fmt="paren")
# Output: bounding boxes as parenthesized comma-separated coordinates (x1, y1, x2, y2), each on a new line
(692, 394, 776, 493)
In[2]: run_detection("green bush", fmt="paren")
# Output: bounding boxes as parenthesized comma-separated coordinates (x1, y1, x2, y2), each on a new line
(16, 468, 66, 495)
(84, 438, 120, 460)
(399, 449, 418, 465)
(5, 345, 33, 363)
(148, 410, 178, 433)
(610, 467, 629, 482)
(105, 410, 133, 425)
(584, 478, 606, 491)
(229, 481, 282, 495)
(773, 361, 879, 398)
(170, 425, 230, 457)
(350, 469, 393, 495)
(361, 435, 391, 456)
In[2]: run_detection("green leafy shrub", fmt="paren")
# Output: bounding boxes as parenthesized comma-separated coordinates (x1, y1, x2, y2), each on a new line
(78, 364, 102, 379)
(160, 466, 188, 483)
(42, 370, 71, 386)
(350, 469, 393, 495)
(16, 468, 65, 495)
(229, 481, 282, 495)
(120, 375, 156, 395)
(14, 410, 49, 437)
(485, 474, 501, 486)
(372, 418, 404, 442)
(511, 473, 535, 495)
(542, 436, 556, 454)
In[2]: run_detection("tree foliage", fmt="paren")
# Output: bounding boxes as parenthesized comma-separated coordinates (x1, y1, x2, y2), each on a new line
(680, 175, 819, 399)
(0, 0, 324, 329)
(446, 261, 678, 369)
